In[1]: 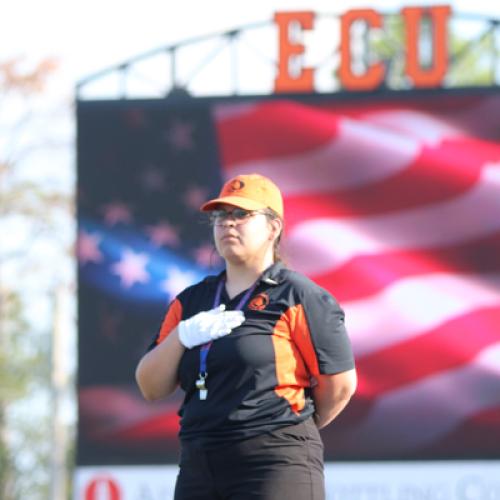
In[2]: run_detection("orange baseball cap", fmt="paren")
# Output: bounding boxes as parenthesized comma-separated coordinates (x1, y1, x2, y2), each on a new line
(200, 174, 284, 218)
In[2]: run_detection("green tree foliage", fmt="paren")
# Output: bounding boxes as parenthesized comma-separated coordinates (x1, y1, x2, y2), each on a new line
(347, 13, 498, 88)
(0, 57, 73, 500)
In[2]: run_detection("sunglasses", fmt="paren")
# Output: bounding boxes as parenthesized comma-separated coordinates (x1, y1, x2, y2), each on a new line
(209, 208, 267, 226)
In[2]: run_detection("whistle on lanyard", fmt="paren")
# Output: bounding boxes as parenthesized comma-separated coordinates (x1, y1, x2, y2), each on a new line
(196, 374, 208, 400)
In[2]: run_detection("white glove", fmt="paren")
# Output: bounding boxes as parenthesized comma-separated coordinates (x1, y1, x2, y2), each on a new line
(177, 304, 245, 349)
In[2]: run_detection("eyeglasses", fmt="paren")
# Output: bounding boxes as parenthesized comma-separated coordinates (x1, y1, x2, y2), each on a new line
(209, 208, 267, 226)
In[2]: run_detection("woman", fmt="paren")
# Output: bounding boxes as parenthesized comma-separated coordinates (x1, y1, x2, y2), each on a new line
(136, 173, 357, 500)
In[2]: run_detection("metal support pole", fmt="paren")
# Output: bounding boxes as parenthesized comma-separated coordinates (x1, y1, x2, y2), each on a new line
(490, 21, 499, 84)
(170, 47, 177, 90)
(119, 64, 128, 99)
(50, 285, 68, 500)
(229, 31, 239, 95)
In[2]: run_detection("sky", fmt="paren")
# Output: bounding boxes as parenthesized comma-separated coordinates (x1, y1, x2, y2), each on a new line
(3, 0, 500, 101)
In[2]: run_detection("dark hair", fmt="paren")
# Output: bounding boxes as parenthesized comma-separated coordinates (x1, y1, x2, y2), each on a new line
(263, 208, 285, 264)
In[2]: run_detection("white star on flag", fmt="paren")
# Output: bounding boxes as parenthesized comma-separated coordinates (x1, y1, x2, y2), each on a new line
(146, 222, 180, 247)
(184, 186, 208, 210)
(111, 249, 150, 288)
(166, 120, 195, 151)
(141, 166, 167, 191)
(161, 267, 196, 298)
(193, 243, 221, 268)
(124, 108, 147, 129)
(102, 202, 132, 226)
(77, 231, 103, 264)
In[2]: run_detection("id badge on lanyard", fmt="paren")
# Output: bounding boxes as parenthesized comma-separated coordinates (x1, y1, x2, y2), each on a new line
(196, 278, 258, 400)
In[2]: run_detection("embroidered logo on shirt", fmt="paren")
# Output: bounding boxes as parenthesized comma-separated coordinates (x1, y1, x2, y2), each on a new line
(248, 293, 269, 311)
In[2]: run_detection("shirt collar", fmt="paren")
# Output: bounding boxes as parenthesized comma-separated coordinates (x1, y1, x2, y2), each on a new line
(259, 262, 285, 285)
(208, 262, 286, 286)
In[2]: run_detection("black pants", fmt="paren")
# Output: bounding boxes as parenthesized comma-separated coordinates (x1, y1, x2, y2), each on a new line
(174, 418, 325, 500)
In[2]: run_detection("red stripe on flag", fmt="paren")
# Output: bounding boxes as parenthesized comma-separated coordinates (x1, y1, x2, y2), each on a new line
(285, 138, 500, 222)
(312, 232, 500, 302)
(217, 101, 340, 166)
(356, 306, 500, 398)
(420, 407, 500, 458)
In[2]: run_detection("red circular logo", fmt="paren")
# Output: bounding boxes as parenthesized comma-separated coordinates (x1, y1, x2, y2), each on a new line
(248, 293, 269, 311)
(229, 179, 245, 192)
(85, 476, 121, 500)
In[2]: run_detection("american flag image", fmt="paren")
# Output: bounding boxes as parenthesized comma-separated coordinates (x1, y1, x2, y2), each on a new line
(77, 92, 500, 464)
(214, 94, 500, 460)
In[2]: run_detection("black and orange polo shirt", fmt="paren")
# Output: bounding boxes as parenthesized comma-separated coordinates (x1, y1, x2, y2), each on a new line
(149, 262, 354, 447)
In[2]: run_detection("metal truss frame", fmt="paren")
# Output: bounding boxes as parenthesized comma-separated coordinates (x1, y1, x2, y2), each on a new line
(76, 12, 500, 100)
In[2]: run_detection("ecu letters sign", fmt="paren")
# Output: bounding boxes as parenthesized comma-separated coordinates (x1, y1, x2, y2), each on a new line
(274, 5, 451, 92)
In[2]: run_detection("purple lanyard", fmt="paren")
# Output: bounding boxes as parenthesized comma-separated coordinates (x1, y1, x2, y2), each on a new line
(198, 278, 259, 390)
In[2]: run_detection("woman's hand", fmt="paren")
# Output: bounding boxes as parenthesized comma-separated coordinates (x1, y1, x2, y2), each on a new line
(178, 305, 245, 348)
(136, 306, 245, 401)
(312, 368, 357, 429)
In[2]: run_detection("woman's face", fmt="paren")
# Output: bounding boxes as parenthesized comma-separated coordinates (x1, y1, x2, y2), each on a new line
(212, 204, 281, 265)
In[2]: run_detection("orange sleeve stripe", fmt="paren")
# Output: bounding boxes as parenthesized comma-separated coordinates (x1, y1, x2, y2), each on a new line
(156, 298, 183, 344)
(272, 305, 317, 414)
(290, 303, 321, 377)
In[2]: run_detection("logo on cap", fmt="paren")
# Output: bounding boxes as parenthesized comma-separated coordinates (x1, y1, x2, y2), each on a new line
(248, 293, 269, 311)
(229, 179, 245, 192)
